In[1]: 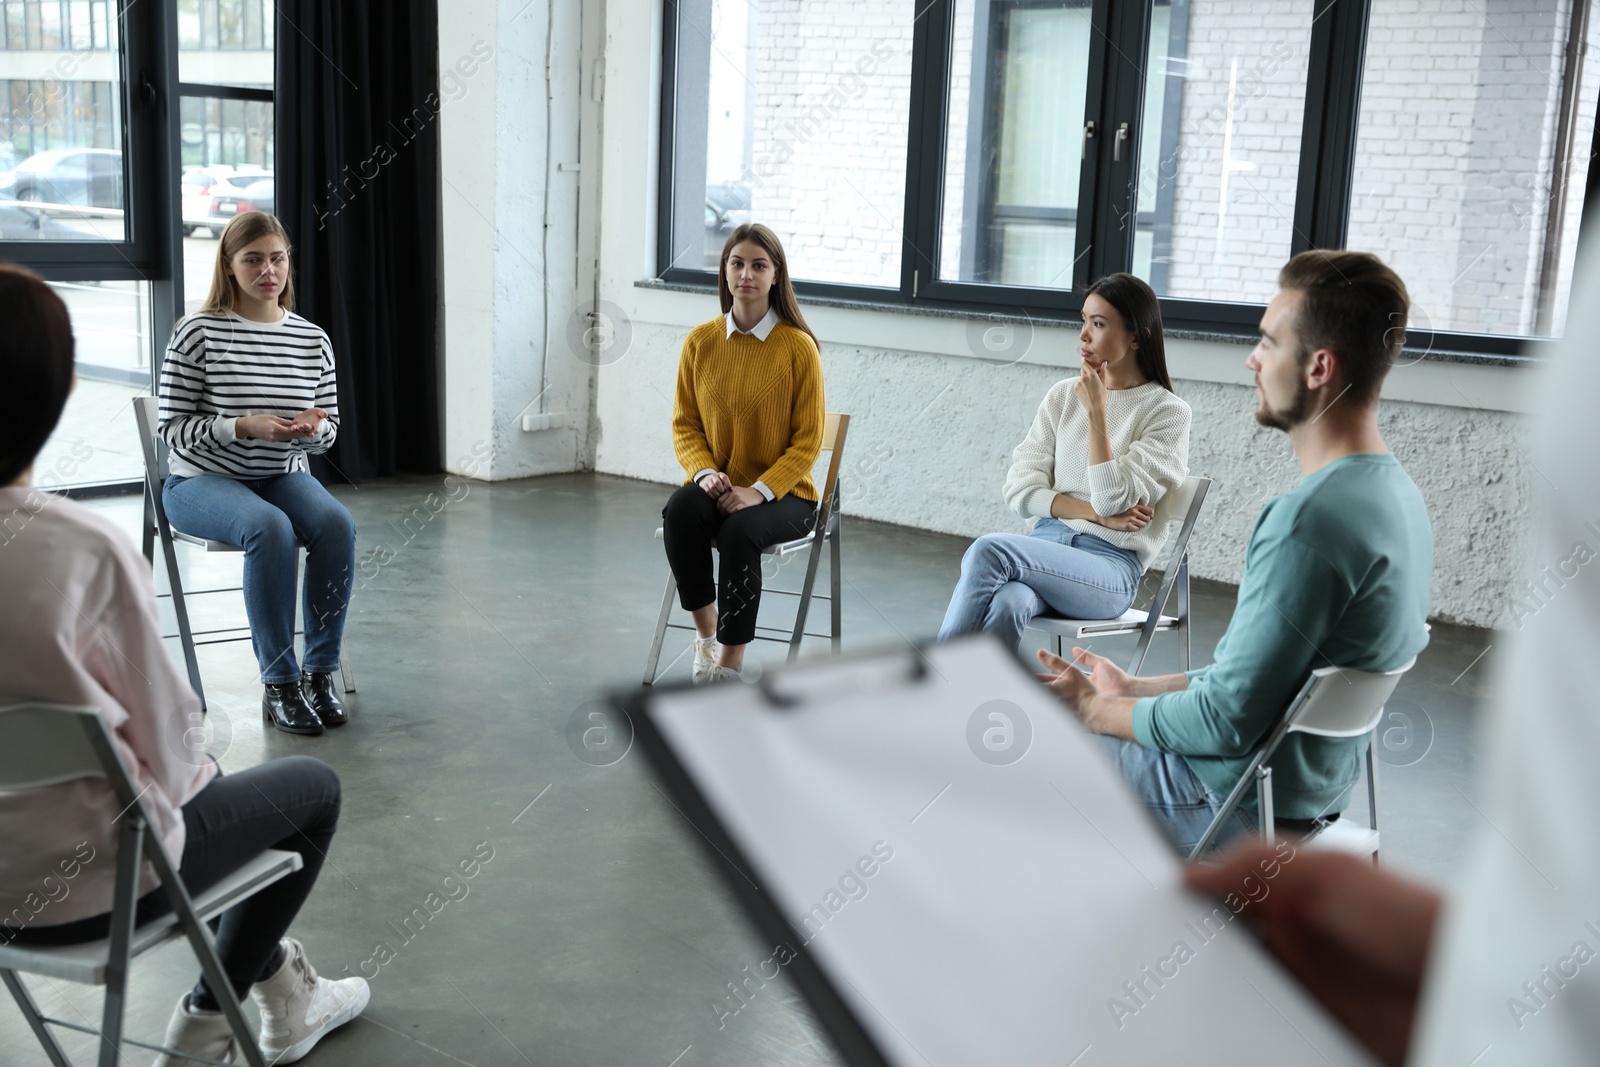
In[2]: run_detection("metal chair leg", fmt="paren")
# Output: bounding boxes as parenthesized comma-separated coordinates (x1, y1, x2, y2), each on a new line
(643, 574, 678, 685)
(141, 482, 156, 564)
(143, 826, 268, 1067)
(788, 523, 828, 665)
(1257, 766, 1274, 845)
(155, 518, 207, 713)
(1, 969, 72, 1067)
(829, 506, 842, 654)
(98, 816, 145, 1067)
(1176, 558, 1192, 672)
(1367, 735, 1381, 867)
(339, 647, 356, 694)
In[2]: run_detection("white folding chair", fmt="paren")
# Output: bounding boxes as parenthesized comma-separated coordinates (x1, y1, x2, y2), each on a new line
(0, 703, 303, 1067)
(133, 396, 355, 712)
(1026, 475, 1211, 673)
(643, 413, 851, 685)
(1186, 657, 1417, 864)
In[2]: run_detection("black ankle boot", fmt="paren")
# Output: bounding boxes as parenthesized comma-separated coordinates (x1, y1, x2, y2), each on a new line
(300, 671, 347, 726)
(262, 682, 323, 735)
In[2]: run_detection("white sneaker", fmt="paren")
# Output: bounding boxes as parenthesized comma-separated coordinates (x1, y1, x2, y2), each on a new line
(691, 635, 721, 684)
(152, 993, 237, 1066)
(252, 938, 370, 1064)
(706, 664, 743, 682)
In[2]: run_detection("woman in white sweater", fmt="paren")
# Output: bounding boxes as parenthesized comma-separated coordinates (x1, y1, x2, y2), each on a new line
(939, 273, 1190, 649)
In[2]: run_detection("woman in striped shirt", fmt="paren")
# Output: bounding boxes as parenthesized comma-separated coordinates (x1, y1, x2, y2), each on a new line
(159, 212, 354, 736)
(939, 273, 1191, 651)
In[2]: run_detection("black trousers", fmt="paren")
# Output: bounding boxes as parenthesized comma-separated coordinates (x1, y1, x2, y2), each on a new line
(661, 483, 817, 646)
(6, 756, 341, 1007)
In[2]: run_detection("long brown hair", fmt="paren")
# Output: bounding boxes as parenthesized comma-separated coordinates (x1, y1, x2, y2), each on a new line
(1083, 273, 1174, 394)
(0, 265, 75, 487)
(717, 223, 818, 348)
(203, 211, 295, 315)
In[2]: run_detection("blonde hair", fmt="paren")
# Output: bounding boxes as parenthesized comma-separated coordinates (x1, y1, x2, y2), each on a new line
(202, 211, 295, 315)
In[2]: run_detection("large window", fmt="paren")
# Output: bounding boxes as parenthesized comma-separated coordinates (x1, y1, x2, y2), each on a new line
(0, 0, 274, 492)
(939, 0, 1095, 291)
(664, 0, 914, 287)
(1139, 1, 1312, 301)
(660, 0, 1600, 353)
(0, 0, 127, 242)
(1346, 0, 1597, 338)
(1, 0, 175, 492)
(176, 0, 275, 315)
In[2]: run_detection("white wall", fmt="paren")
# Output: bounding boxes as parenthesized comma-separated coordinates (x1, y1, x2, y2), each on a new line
(437, 0, 595, 480)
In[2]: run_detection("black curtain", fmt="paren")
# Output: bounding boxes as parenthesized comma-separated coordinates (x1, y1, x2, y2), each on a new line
(275, 0, 442, 482)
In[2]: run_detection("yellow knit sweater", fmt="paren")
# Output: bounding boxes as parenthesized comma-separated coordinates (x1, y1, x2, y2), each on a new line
(672, 316, 825, 501)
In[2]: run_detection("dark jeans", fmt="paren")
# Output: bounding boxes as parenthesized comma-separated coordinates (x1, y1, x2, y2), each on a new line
(661, 483, 817, 646)
(7, 757, 341, 1008)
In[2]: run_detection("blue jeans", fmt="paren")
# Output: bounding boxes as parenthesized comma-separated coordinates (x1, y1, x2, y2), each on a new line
(938, 519, 1142, 650)
(1095, 736, 1257, 855)
(163, 472, 355, 684)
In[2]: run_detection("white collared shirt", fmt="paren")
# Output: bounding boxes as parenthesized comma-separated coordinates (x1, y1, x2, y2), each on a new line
(724, 306, 781, 341)
(698, 306, 783, 500)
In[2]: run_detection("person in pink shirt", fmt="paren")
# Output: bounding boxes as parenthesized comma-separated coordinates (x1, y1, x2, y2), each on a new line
(0, 265, 366, 1065)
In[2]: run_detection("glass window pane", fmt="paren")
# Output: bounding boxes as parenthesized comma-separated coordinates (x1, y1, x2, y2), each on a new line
(34, 280, 150, 489)
(668, 0, 913, 286)
(1347, 0, 1598, 338)
(178, 0, 273, 88)
(0, 0, 127, 241)
(177, 95, 274, 308)
(1138, 0, 1311, 300)
(941, 0, 1094, 289)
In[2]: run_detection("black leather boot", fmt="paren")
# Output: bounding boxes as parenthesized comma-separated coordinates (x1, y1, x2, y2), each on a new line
(262, 682, 324, 735)
(301, 671, 348, 727)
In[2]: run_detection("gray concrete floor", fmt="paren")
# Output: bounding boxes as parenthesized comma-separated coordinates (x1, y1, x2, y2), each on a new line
(0, 472, 1498, 1066)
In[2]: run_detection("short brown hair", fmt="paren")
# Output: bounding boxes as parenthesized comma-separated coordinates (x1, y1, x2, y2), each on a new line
(1277, 250, 1409, 405)
(0, 265, 75, 487)
(204, 211, 295, 315)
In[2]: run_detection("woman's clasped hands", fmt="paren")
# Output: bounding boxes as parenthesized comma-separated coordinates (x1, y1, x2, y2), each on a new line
(697, 470, 762, 514)
(237, 408, 329, 441)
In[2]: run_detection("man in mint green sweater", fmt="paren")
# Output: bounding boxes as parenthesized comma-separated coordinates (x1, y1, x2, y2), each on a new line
(1042, 250, 1433, 853)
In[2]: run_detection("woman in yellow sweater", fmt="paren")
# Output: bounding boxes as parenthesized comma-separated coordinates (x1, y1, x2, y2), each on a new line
(664, 223, 825, 683)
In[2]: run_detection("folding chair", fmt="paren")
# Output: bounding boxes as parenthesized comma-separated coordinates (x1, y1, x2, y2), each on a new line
(1186, 657, 1417, 864)
(133, 396, 355, 712)
(1026, 475, 1211, 673)
(643, 413, 851, 685)
(0, 703, 303, 1067)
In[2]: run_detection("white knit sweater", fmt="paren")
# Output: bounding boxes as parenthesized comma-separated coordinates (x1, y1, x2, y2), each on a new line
(1002, 378, 1191, 569)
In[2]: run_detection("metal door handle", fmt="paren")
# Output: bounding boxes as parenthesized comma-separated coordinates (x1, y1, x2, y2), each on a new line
(1082, 120, 1097, 156)
(1114, 122, 1130, 162)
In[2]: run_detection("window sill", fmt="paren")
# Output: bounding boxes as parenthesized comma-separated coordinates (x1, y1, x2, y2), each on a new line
(633, 277, 1544, 369)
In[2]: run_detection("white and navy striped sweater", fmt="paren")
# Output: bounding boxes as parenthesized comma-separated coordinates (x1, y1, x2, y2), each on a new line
(157, 310, 339, 480)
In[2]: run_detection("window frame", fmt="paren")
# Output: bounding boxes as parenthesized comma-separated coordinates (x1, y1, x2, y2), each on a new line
(0, 0, 182, 496)
(0, 0, 278, 496)
(655, 0, 1594, 359)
